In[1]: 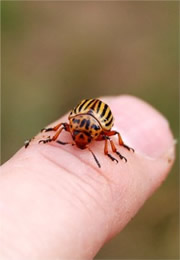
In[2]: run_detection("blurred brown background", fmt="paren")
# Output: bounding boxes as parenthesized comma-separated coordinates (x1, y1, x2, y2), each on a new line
(2, 1, 179, 259)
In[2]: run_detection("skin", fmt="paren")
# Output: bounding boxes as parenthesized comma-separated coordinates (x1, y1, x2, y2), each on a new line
(0, 95, 175, 260)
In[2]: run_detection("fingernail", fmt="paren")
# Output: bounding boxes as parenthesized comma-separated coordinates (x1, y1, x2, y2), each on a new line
(103, 96, 175, 159)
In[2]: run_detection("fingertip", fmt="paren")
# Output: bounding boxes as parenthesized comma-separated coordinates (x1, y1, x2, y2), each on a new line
(101, 95, 175, 160)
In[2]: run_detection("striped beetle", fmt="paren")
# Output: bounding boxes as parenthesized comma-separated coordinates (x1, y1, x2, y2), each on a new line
(25, 99, 134, 168)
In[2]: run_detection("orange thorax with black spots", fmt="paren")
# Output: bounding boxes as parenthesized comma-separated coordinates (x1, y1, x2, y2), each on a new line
(69, 115, 102, 149)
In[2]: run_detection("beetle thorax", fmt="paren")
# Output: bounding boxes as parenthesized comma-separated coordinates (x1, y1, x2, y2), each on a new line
(69, 114, 102, 149)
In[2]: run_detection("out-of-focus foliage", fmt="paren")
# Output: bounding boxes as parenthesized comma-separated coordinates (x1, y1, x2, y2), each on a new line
(2, 1, 179, 259)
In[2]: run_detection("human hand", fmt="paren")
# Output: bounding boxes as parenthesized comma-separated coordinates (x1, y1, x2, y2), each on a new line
(0, 96, 175, 259)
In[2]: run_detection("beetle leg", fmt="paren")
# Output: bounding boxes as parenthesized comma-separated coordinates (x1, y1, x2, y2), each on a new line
(108, 137, 127, 162)
(39, 123, 71, 144)
(25, 123, 70, 148)
(105, 130, 134, 152)
(41, 123, 69, 132)
(39, 126, 65, 144)
(104, 137, 118, 164)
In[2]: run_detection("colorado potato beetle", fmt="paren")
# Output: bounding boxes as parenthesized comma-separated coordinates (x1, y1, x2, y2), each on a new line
(25, 99, 134, 168)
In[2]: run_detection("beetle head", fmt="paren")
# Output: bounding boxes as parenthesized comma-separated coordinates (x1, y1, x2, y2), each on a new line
(72, 130, 92, 149)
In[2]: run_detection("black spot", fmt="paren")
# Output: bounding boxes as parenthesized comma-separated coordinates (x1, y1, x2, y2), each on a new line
(80, 119, 86, 127)
(95, 133, 98, 136)
(73, 119, 80, 124)
(85, 120, 90, 130)
(88, 137, 91, 143)
(79, 134, 84, 139)
(84, 131, 91, 137)
(91, 124, 100, 131)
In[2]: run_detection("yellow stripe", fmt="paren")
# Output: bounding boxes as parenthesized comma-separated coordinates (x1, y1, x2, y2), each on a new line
(93, 100, 99, 112)
(79, 99, 94, 112)
(99, 102, 104, 115)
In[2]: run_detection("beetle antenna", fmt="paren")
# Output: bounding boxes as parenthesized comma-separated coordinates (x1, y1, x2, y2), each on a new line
(87, 147, 101, 168)
(56, 140, 69, 145)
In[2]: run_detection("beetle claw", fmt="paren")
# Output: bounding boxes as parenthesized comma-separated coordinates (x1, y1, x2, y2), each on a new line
(107, 154, 119, 164)
(24, 140, 30, 148)
(116, 151, 127, 163)
(39, 138, 52, 144)
(123, 144, 134, 153)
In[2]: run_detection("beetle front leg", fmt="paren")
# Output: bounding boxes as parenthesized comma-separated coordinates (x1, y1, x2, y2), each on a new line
(41, 123, 69, 132)
(39, 124, 70, 144)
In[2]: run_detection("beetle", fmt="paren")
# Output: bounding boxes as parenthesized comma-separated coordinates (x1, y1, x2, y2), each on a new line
(25, 98, 134, 168)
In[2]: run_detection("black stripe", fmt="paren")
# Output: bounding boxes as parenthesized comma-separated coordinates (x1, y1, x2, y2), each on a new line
(96, 100, 102, 113)
(85, 119, 90, 130)
(80, 119, 86, 127)
(104, 109, 111, 121)
(84, 99, 95, 110)
(100, 104, 108, 118)
(105, 116, 113, 127)
(90, 99, 98, 110)
(74, 106, 77, 114)
(78, 99, 88, 112)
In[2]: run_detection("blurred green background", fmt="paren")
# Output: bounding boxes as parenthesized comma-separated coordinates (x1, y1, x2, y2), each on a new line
(2, 1, 179, 259)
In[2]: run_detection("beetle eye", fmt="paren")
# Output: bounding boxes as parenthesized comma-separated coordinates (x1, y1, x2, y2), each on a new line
(73, 130, 80, 136)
